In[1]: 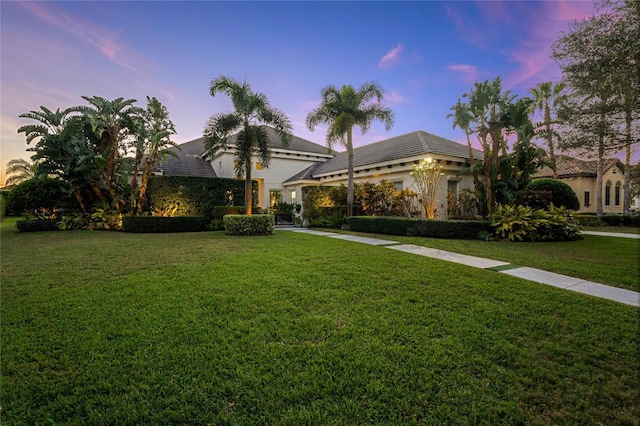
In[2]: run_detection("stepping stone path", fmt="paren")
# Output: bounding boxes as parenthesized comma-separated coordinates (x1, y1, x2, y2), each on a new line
(281, 227, 639, 307)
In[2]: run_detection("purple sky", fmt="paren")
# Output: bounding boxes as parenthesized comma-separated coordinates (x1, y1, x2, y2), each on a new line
(1, 1, 603, 184)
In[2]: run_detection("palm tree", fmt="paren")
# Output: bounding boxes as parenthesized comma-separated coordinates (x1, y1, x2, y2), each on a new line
(306, 82, 394, 216)
(203, 76, 292, 214)
(447, 99, 479, 190)
(4, 159, 39, 186)
(529, 81, 567, 179)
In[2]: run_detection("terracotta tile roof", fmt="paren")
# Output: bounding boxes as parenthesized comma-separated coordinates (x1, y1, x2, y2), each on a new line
(535, 155, 623, 178)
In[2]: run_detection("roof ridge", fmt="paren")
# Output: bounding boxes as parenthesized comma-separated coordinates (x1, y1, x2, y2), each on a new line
(415, 131, 430, 152)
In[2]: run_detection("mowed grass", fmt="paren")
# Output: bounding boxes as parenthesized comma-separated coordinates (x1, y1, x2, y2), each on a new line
(335, 230, 639, 292)
(1, 220, 639, 424)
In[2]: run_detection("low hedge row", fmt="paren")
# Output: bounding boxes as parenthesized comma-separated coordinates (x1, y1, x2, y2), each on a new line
(223, 214, 275, 236)
(212, 206, 247, 220)
(574, 214, 640, 227)
(122, 216, 207, 233)
(16, 219, 59, 232)
(346, 216, 491, 239)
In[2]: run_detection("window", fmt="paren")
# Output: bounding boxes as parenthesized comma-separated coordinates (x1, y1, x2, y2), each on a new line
(615, 181, 621, 206)
(605, 181, 611, 206)
(290, 190, 297, 203)
(393, 181, 403, 190)
(256, 162, 263, 170)
(269, 190, 282, 207)
(447, 180, 458, 194)
(584, 191, 590, 208)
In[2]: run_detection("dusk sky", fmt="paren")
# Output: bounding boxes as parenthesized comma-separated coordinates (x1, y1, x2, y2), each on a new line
(1, 0, 602, 185)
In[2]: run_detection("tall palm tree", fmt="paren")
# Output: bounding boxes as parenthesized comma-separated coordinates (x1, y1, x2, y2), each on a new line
(529, 81, 567, 179)
(4, 159, 39, 186)
(447, 99, 479, 190)
(306, 82, 394, 216)
(203, 76, 292, 214)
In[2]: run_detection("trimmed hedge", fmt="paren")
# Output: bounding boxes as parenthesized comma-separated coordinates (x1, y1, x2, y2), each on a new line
(16, 219, 59, 232)
(212, 206, 247, 220)
(122, 216, 207, 233)
(223, 214, 275, 236)
(527, 179, 580, 210)
(346, 216, 491, 239)
(0, 193, 6, 221)
(6, 178, 70, 217)
(146, 176, 257, 221)
(574, 214, 640, 227)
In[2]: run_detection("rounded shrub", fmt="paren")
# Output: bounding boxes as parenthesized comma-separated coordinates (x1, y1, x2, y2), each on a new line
(526, 179, 580, 211)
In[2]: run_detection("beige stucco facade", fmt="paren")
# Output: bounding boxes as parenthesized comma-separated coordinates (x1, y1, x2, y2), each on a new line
(556, 164, 626, 214)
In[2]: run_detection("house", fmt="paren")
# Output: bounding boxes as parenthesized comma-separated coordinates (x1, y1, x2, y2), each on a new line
(161, 127, 480, 218)
(533, 155, 627, 214)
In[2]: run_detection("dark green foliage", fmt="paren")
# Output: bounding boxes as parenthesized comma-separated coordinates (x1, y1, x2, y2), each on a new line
(0, 194, 6, 221)
(346, 216, 491, 239)
(573, 214, 605, 227)
(310, 210, 346, 228)
(491, 204, 582, 242)
(601, 214, 640, 227)
(16, 219, 59, 232)
(526, 179, 580, 210)
(6, 178, 71, 218)
(212, 206, 247, 220)
(146, 176, 256, 220)
(122, 216, 207, 233)
(223, 214, 275, 235)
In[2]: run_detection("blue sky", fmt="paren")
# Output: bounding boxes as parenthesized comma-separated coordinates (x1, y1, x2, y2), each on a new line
(1, 0, 600, 184)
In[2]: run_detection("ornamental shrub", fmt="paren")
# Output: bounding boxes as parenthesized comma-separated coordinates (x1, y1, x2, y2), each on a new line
(490, 203, 581, 242)
(526, 179, 580, 210)
(345, 216, 491, 239)
(6, 178, 70, 218)
(122, 216, 207, 233)
(212, 206, 247, 220)
(223, 214, 275, 235)
(16, 219, 59, 232)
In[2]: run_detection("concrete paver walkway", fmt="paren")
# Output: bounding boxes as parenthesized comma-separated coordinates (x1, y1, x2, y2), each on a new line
(582, 231, 640, 239)
(280, 227, 639, 307)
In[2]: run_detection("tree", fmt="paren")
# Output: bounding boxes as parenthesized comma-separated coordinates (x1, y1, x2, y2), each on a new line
(306, 82, 394, 216)
(132, 97, 178, 213)
(552, 0, 640, 215)
(17, 106, 75, 144)
(4, 159, 39, 186)
(529, 81, 567, 178)
(72, 96, 144, 205)
(203, 76, 292, 214)
(447, 99, 479, 190)
(410, 157, 443, 219)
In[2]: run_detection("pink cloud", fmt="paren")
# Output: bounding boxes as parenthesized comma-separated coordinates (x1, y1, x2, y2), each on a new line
(18, 1, 137, 72)
(384, 89, 406, 106)
(555, 0, 601, 21)
(448, 64, 478, 84)
(379, 43, 403, 68)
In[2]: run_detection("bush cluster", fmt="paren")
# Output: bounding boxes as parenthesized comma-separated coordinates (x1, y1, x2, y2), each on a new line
(346, 216, 491, 239)
(212, 206, 247, 220)
(146, 176, 256, 220)
(0, 193, 6, 221)
(6, 179, 71, 218)
(526, 179, 580, 210)
(490, 204, 582, 242)
(122, 216, 207, 233)
(223, 214, 275, 236)
(16, 219, 59, 232)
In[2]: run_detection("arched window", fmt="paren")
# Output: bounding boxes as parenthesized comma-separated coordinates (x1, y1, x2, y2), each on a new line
(605, 180, 612, 206)
(615, 181, 621, 206)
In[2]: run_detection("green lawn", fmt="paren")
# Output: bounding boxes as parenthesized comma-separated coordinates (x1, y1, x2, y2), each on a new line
(333, 229, 639, 292)
(1, 220, 639, 424)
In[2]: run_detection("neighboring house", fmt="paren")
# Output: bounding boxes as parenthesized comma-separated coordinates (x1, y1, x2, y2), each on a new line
(533, 155, 627, 214)
(162, 127, 481, 218)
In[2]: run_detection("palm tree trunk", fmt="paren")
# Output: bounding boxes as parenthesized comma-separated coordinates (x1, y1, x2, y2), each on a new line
(465, 132, 479, 190)
(245, 154, 253, 215)
(545, 106, 558, 179)
(346, 131, 354, 217)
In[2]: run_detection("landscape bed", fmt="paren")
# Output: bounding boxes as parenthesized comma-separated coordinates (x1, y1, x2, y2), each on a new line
(1, 219, 638, 424)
